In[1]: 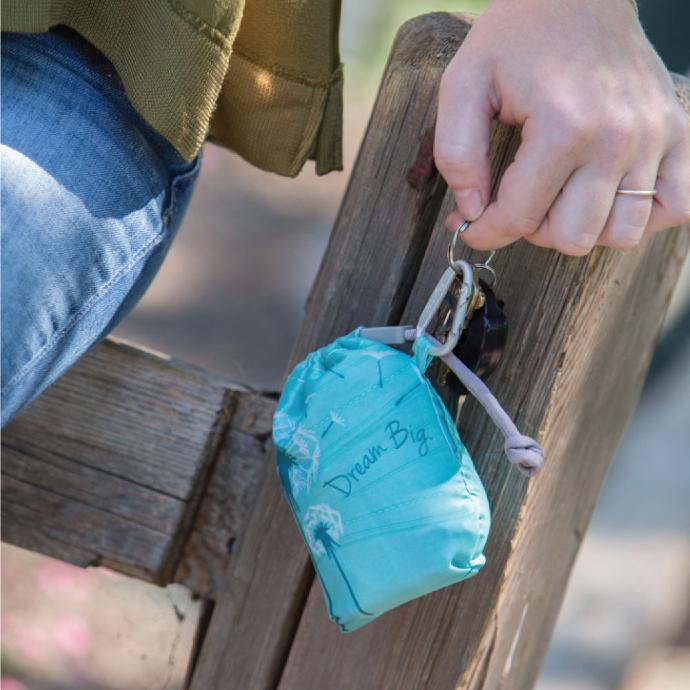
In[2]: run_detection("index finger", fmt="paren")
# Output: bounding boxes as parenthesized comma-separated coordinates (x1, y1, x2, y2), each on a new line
(448, 118, 582, 250)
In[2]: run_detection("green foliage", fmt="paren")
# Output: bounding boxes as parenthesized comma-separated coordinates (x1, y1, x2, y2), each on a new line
(342, 1, 490, 90)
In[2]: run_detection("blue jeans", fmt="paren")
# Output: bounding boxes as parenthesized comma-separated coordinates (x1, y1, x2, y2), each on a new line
(1, 29, 201, 426)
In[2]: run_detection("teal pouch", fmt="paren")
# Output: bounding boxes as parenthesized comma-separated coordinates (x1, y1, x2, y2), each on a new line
(273, 330, 491, 632)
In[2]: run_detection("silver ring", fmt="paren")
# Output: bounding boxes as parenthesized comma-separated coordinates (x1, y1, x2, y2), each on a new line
(616, 189, 657, 197)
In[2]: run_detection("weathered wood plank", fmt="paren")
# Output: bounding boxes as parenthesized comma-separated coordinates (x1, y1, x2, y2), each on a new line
(190, 12, 690, 690)
(474, 228, 690, 690)
(276, 167, 690, 690)
(174, 391, 275, 598)
(275, 121, 526, 690)
(189, 14, 470, 690)
(0, 338, 274, 588)
(4, 340, 230, 495)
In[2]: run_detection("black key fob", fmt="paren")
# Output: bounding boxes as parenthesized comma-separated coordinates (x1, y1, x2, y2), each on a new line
(446, 278, 508, 396)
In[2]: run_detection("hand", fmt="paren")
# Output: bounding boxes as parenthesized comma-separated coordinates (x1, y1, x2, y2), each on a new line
(434, 0, 690, 256)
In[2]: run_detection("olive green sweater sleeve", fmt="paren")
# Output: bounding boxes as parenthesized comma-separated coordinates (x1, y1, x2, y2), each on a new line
(209, 0, 343, 176)
(1, 0, 344, 176)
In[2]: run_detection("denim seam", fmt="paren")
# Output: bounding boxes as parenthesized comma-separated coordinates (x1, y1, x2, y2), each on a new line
(2, 226, 166, 394)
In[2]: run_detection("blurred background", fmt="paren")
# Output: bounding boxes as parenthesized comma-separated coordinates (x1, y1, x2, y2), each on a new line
(2, 1, 689, 688)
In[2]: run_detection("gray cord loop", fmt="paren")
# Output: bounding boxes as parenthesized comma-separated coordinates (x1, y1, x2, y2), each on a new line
(503, 434, 545, 477)
(360, 285, 545, 477)
(423, 333, 544, 477)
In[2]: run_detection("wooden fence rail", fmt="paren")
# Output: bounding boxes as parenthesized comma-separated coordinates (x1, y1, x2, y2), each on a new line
(1, 338, 275, 599)
(2, 12, 689, 690)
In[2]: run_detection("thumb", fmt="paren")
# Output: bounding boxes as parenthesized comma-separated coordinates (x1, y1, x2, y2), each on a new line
(434, 59, 494, 222)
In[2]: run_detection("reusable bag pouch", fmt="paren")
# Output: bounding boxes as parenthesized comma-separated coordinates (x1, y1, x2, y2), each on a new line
(276, 331, 495, 632)
(274, 255, 544, 633)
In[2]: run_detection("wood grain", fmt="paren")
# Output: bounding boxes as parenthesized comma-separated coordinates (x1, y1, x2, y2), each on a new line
(174, 391, 275, 598)
(190, 12, 690, 690)
(1, 338, 274, 593)
(189, 13, 469, 690)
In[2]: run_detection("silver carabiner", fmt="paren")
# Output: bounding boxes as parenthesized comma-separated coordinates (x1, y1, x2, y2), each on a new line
(416, 259, 474, 356)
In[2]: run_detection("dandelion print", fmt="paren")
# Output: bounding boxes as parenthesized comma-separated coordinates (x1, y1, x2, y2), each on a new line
(361, 350, 395, 388)
(272, 411, 295, 445)
(276, 447, 301, 513)
(322, 411, 346, 438)
(275, 423, 321, 510)
(304, 392, 317, 416)
(323, 350, 347, 379)
(303, 505, 372, 617)
(395, 381, 423, 406)
(395, 365, 426, 406)
(303, 504, 343, 555)
(306, 349, 346, 381)
(289, 425, 320, 495)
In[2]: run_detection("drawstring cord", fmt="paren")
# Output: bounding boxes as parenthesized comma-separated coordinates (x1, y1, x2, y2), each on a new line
(402, 328, 544, 478)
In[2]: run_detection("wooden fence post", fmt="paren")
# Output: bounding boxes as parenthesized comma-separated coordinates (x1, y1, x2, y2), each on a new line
(189, 12, 690, 690)
(189, 14, 467, 689)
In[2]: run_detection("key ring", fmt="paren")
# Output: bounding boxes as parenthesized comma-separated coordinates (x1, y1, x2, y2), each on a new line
(475, 253, 496, 288)
(448, 220, 498, 287)
(447, 220, 471, 268)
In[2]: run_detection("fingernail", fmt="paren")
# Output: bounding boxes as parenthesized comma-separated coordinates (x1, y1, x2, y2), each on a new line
(456, 189, 485, 221)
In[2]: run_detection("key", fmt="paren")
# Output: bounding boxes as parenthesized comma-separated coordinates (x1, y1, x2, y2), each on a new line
(429, 267, 506, 422)
(445, 278, 508, 396)
(417, 262, 475, 356)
